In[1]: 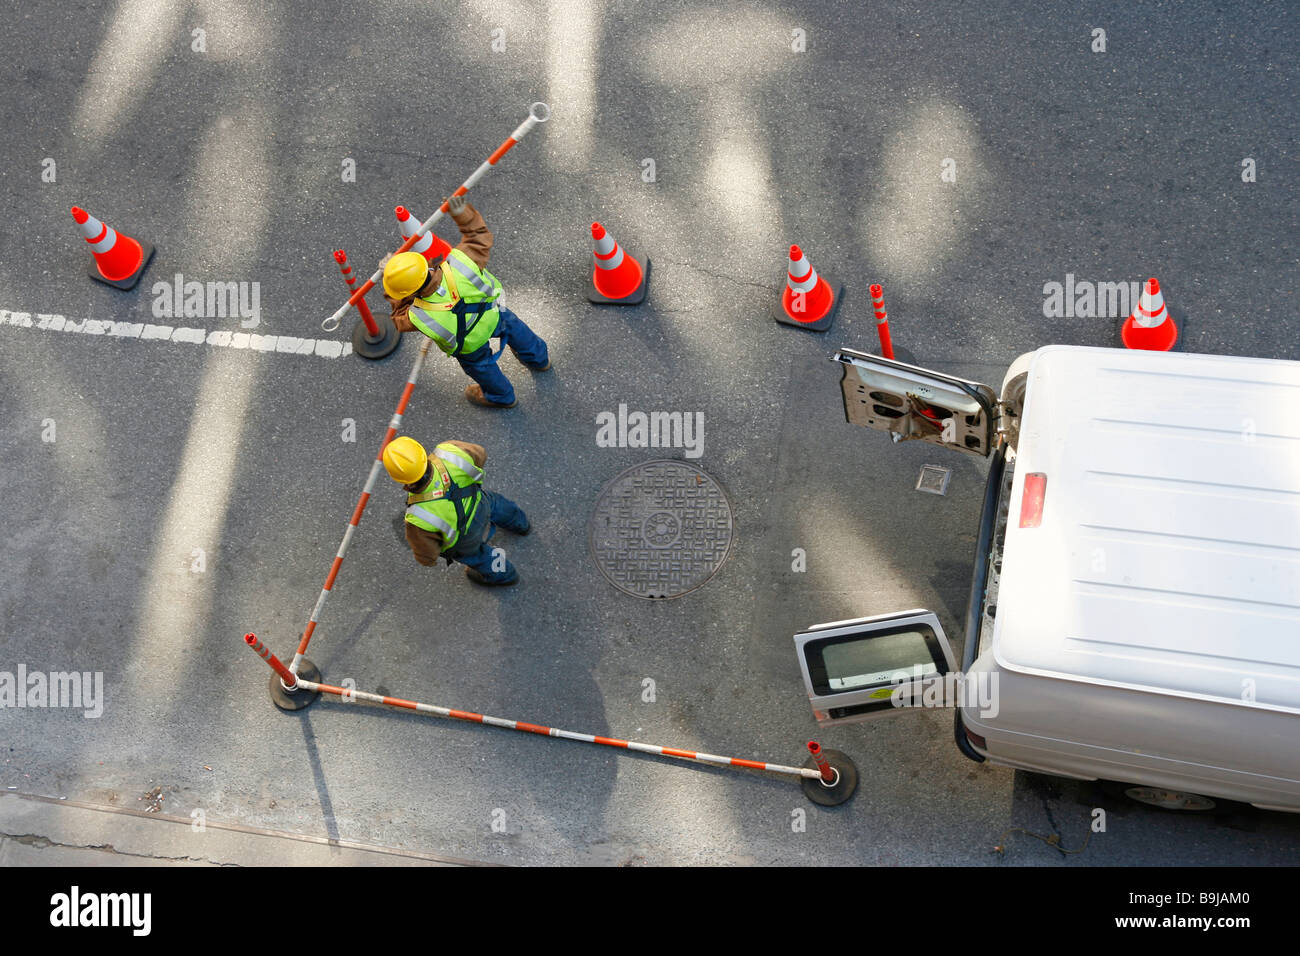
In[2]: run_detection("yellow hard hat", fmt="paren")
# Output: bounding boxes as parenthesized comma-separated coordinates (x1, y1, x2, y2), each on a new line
(383, 436, 428, 484)
(383, 251, 431, 298)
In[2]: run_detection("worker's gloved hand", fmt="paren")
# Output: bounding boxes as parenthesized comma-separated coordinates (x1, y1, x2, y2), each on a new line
(446, 194, 467, 216)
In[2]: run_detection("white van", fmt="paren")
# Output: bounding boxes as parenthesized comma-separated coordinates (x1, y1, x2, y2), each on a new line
(794, 344, 1300, 812)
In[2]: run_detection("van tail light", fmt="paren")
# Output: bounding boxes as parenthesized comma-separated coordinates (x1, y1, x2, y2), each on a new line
(1018, 472, 1047, 528)
(966, 727, 987, 751)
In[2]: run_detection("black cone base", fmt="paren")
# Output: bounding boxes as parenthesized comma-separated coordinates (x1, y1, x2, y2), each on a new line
(774, 280, 842, 333)
(352, 312, 401, 360)
(270, 658, 322, 712)
(801, 748, 859, 806)
(89, 240, 155, 291)
(589, 257, 651, 306)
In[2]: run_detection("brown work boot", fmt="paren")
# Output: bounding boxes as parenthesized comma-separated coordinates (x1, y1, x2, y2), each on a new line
(464, 384, 516, 408)
(510, 348, 551, 371)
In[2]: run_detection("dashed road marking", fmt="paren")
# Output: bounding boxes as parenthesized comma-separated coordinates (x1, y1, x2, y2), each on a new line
(0, 309, 353, 359)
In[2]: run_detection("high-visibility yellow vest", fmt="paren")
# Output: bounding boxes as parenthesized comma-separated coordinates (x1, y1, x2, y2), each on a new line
(403, 442, 485, 550)
(407, 249, 504, 356)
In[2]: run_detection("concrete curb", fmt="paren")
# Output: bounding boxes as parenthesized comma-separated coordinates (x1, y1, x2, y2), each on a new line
(0, 793, 480, 867)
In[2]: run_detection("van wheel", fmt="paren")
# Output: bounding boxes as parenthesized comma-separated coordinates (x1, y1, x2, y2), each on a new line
(1123, 786, 1216, 812)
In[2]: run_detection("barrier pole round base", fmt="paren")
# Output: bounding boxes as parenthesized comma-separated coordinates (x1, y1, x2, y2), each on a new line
(351, 312, 401, 360)
(270, 658, 322, 711)
(881, 346, 918, 368)
(800, 748, 859, 806)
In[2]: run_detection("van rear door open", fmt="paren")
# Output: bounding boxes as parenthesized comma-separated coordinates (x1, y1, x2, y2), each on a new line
(794, 611, 957, 727)
(799, 350, 1006, 745)
(833, 348, 998, 456)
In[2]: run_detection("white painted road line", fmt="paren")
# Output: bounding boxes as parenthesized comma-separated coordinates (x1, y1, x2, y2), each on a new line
(0, 308, 354, 359)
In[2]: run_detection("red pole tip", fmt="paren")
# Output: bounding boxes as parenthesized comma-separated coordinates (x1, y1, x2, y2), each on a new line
(870, 284, 883, 296)
(789, 244, 802, 260)
(244, 633, 257, 645)
(333, 250, 346, 263)
(807, 741, 821, 755)
(591, 222, 605, 239)
(71, 207, 88, 224)
(1146, 278, 1160, 294)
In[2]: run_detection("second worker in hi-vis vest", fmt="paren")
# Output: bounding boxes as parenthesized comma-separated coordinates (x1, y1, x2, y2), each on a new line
(382, 436, 531, 587)
(381, 196, 551, 409)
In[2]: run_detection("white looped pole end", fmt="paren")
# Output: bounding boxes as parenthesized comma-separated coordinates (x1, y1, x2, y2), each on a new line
(321, 315, 342, 333)
(529, 102, 551, 123)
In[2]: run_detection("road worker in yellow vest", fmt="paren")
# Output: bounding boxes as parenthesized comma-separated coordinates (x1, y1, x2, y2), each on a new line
(382, 435, 530, 586)
(381, 196, 551, 409)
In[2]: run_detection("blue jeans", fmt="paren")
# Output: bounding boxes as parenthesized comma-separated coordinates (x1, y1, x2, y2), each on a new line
(456, 307, 549, 405)
(452, 490, 529, 583)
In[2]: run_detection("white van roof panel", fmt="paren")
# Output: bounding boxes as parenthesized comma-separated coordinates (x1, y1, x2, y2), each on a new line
(994, 345, 1300, 713)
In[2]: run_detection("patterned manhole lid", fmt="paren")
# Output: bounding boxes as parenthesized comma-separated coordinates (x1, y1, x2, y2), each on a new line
(588, 459, 734, 599)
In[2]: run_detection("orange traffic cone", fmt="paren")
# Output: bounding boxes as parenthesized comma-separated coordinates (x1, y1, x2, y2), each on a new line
(72, 206, 154, 290)
(775, 244, 840, 332)
(589, 222, 649, 305)
(1121, 277, 1178, 351)
(395, 206, 452, 263)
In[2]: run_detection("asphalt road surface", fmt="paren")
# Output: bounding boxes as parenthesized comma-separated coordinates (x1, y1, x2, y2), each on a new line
(1, 0, 1297, 865)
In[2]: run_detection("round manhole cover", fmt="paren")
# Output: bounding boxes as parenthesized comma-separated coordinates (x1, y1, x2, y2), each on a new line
(589, 460, 734, 599)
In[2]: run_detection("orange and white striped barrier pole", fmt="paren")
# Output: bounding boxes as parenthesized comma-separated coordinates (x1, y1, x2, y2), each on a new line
(801, 741, 858, 805)
(244, 631, 827, 781)
(246, 633, 296, 687)
(320, 103, 550, 334)
(869, 284, 895, 360)
(807, 741, 836, 783)
(337, 246, 400, 360)
(246, 633, 321, 710)
(334, 249, 379, 337)
(288, 335, 434, 677)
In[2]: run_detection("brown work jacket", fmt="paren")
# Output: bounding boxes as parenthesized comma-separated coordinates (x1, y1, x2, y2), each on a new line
(384, 203, 494, 331)
(404, 440, 488, 566)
